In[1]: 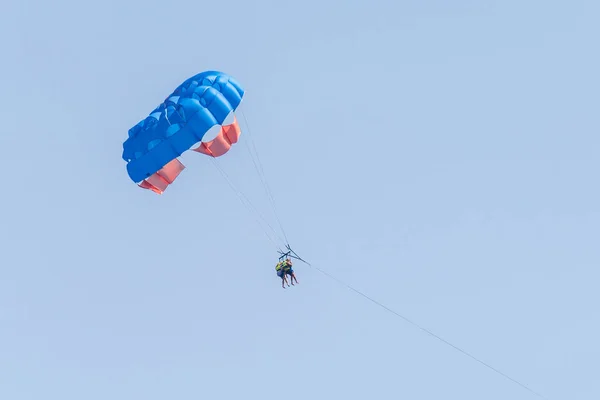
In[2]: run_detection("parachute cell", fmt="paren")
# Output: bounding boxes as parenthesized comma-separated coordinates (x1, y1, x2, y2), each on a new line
(122, 70, 245, 193)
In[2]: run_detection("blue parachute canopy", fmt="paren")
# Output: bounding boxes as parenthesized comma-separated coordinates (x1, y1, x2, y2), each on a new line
(122, 71, 245, 192)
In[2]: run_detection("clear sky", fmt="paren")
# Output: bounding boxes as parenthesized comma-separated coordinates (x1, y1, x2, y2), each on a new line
(1, 1, 598, 399)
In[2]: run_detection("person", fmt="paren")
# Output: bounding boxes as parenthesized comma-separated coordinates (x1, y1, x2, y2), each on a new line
(275, 260, 289, 288)
(282, 258, 298, 285)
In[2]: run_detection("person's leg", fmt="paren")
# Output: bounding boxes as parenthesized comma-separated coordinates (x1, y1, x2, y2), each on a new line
(288, 269, 298, 284)
(283, 274, 290, 288)
(278, 270, 285, 288)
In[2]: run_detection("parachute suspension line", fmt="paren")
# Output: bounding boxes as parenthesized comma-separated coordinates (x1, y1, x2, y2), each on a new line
(239, 106, 291, 246)
(306, 262, 547, 400)
(208, 156, 285, 251)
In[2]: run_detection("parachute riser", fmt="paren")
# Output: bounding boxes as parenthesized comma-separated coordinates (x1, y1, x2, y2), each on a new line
(278, 244, 311, 266)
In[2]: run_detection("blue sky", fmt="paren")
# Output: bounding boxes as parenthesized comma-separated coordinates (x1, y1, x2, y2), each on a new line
(1, 0, 599, 399)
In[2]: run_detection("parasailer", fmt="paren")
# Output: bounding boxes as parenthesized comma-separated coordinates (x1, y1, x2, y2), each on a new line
(283, 258, 298, 285)
(275, 261, 290, 288)
(274, 245, 309, 288)
(275, 257, 298, 288)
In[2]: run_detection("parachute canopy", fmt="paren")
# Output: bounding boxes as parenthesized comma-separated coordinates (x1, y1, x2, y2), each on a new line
(122, 71, 245, 194)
